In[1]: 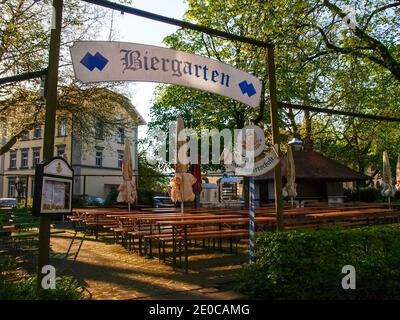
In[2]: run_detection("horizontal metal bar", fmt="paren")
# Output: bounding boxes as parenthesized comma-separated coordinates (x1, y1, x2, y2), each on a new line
(279, 102, 400, 123)
(81, 0, 272, 48)
(0, 69, 47, 85)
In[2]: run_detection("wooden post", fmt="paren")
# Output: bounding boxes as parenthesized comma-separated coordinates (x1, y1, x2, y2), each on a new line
(37, 0, 63, 294)
(266, 46, 284, 231)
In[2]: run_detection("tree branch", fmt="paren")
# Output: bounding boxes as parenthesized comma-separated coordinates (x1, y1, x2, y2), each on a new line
(322, 0, 400, 81)
(362, 2, 400, 31)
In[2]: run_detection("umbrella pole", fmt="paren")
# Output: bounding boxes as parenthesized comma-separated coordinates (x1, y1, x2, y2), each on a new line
(128, 202, 131, 212)
(388, 196, 391, 209)
(181, 202, 184, 214)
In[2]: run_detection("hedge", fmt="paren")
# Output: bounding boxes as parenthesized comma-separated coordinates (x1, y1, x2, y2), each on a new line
(0, 276, 85, 300)
(236, 225, 400, 299)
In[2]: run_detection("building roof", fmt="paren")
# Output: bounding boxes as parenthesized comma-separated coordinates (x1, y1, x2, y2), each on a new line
(255, 151, 370, 182)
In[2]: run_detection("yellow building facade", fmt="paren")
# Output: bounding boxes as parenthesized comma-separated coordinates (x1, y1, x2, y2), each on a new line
(0, 104, 145, 202)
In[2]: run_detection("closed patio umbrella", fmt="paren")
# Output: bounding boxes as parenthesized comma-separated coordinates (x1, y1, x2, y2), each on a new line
(381, 151, 396, 208)
(117, 138, 137, 211)
(170, 117, 197, 213)
(282, 145, 297, 206)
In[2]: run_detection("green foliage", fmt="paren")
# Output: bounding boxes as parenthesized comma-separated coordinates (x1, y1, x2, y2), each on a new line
(237, 225, 400, 299)
(137, 151, 169, 193)
(344, 187, 400, 202)
(148, 0, 400, 176)
(343, 187, 383, 202)
(0, 1, 136, 156)
(0, 276, 84, 300)
(104, 189, 119, 207)
(138, 190, 155, 206)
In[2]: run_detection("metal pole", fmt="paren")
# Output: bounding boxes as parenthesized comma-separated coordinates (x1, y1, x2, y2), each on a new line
(0, 69, 47, 85)
(267, 46, 284, 231)
(83, 175, 86, 196)
(82, 0, 272, 49)
(37, 0, 63, 293)
(25, 175, 29, 208)
(249, 176, 256, 263)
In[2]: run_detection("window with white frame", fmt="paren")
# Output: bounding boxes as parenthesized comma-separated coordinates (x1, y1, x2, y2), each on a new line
(118, 151, 124, 169)
(58, 118, 67, 136)
(20, 149, 29, 168)
(33, 126, 41, 139)
(33, 149, 41, 167)
(8, 179, 16, 198)
(95, 150, 103, 167)
(117, 128, 125, 144)
(9, 151, 17, 169)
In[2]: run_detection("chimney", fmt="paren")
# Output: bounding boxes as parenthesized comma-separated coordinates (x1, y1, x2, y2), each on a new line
(288, 138, 303, 152)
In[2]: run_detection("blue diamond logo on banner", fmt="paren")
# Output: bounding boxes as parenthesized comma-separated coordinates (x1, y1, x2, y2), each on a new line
(80, 52, 109, 71)
(238, 80, 256, 97)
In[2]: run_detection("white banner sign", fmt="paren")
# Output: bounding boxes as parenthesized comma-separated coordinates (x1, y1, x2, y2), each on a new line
(231, 145, 281, 177)
(70, 41, 262, 108)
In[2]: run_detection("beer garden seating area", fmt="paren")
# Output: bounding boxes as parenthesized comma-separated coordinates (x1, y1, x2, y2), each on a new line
(66, 202, 400, 273)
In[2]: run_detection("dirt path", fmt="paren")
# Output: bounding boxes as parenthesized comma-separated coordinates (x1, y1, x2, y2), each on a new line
(50, 229, 248, 300)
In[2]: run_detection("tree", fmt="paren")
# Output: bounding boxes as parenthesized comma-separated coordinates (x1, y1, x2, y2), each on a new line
(317, 0, 400, 81)
(147, 0, 399, 177)
(137, 151, 169, 192)
(0, 0, 134, 155)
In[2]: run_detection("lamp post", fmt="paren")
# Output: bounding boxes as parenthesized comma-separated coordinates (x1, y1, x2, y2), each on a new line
(15, 177, 25, 205)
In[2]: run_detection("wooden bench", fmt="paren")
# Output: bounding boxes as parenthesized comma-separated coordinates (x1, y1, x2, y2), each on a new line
(153, 228, 249, 263)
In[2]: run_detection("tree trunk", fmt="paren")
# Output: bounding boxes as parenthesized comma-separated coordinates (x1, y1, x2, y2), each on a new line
(303, 109, 314, 151)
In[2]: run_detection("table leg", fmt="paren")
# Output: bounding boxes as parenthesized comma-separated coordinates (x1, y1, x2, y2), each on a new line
(149, 222, 153, 258)
(172, 225, 176, 268)
(184, 225, 188, 274)
(138, 220, 143, 256)
(218, 222, 222, 250)
(96, 215, 99, 240)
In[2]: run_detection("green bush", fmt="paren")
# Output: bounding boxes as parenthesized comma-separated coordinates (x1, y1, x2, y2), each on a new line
(236, 225, 400, 299)
(0, 276, 85, 300)
(344, 187, 385, 202)
(138, 190, 155, 205)
(104, 189, 119, 207)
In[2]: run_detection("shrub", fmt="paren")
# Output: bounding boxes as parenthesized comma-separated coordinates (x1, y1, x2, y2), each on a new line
(138, 190, 155, 205)
(236, 225, 400, 299)
(104, 189, 119, 207)
(0, 276, 85, 300)
(344, 187, 384, 202)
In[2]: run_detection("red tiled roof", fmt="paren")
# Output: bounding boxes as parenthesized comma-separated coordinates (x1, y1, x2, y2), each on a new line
(255, 151, 370, 181)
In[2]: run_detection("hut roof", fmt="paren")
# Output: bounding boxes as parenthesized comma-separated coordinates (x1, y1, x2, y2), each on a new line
(255, 151, 370, 182)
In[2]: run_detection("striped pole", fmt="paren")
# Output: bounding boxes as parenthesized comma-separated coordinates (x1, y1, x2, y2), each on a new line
(249, 176, 256, 263)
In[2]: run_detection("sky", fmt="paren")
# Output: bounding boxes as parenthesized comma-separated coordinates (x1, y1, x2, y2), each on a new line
(101, 0, 189, 138)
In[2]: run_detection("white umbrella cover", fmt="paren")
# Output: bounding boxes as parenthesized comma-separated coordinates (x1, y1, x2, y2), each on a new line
(117, 138, 137, 210)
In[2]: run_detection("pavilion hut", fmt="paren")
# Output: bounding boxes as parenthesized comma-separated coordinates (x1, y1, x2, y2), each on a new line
(255, 139, 370, 206)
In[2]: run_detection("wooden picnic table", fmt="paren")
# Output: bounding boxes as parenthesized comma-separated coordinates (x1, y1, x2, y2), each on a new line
(152, 216, 275, 273)
(121, 214, 244, 221)
(305, 208, 395, 220)
(254, 205, 390, 218)
(110, 213, 248, 257)
(155, 216, 275, 226)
